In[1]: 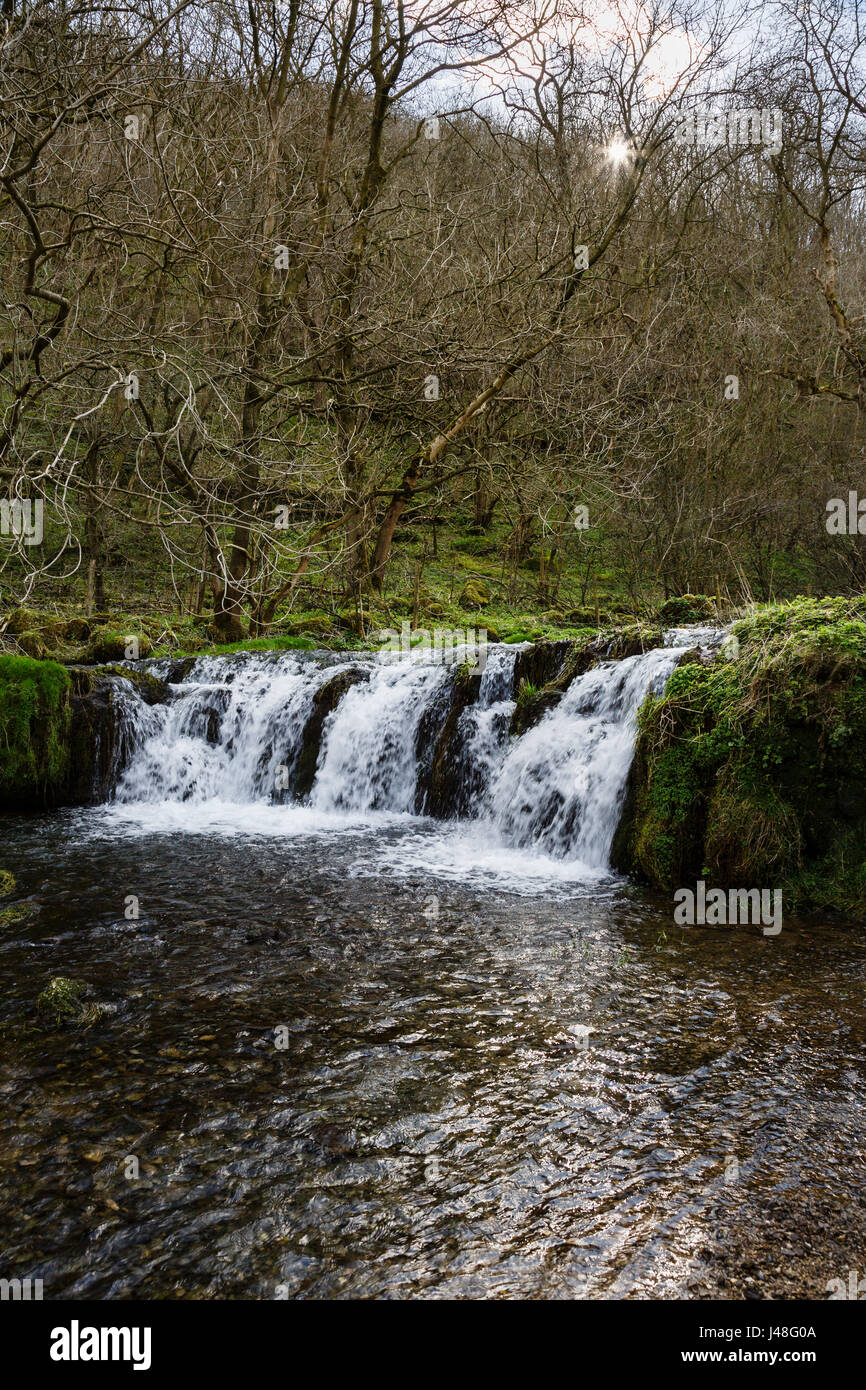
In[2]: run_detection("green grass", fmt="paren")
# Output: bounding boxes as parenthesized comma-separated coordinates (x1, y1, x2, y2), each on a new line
(171, 634, 319, 657)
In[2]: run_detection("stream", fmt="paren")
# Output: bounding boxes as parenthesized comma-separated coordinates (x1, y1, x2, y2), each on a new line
(1, 639, 863, 1299)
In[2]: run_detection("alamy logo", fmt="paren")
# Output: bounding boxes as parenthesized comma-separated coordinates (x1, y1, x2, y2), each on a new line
(377, 621, 488, 671)
(826, 1270, 866, 1299)
(0, 498, 43, 545)
(0, 1276, 43, 1300)
(674, 882, 782, 935)
(674, 106, 783, 154)
(826, 491, 866, 535)
(49, 1320, 152, 1371)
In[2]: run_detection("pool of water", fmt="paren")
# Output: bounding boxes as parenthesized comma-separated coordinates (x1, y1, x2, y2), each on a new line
(0, 808, 864, 1300)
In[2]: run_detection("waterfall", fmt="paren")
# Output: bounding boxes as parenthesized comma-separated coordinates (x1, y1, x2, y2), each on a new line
(488, 646, 678, 864)
(311, 660, 449, 813)
(116, 653, 330, 804)
(106, 633, 701, 871)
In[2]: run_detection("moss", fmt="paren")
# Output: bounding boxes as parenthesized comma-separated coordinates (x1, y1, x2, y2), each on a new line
(86, 626, 153, 662)
(623, 597, 866, 919)
(15, 630, 50, 660)
(704, 779, 803, 884)
(0, 870, 14, 897)
(0, 657, 156, 808)
(454, 658, 478, 690)
(92, 664, 171, 704)
(0, 902, 36, 928)
(2, 607, 42, 636)
(36, 976, 102, 1028)
(785, 825, 866, 920)
(657, 594, 717, 624)
(196, 634, 318, 656)
(603, 623, 664, 658)
(285, 613, 335, 637)
(0, 654, 71, 807)
(458, 579, 489, 610)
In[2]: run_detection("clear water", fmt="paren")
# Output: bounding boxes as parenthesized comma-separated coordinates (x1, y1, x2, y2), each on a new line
(1, 639, 863, 1300)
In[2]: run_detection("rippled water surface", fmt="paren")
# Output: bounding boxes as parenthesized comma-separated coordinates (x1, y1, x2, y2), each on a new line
(1, 811, 863, 1299)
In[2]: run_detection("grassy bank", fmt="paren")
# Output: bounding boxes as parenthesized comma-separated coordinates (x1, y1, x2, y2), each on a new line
(621, 597, 866, 920)
(0, 655, 71, 807)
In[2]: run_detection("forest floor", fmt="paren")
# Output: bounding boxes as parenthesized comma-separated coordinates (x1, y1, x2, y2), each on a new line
(1, 514, 737, 661)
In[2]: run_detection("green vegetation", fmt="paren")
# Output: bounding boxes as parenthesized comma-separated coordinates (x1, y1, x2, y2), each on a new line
(622, 597, 866, 920)
(36, 977, 102, 1029)
(3, 583, 865, 923)
(0, 546, 690, 665)
(0, 869, 34, 928)
(0, 655, 71, 807)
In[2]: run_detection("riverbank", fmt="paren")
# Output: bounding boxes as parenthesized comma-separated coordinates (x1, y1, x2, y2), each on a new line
(616, 597, 866, 921)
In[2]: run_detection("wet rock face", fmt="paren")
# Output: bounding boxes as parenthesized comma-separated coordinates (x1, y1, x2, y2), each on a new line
(508, 641, 584, 738)
(508, 629, 668, 739)
(510, 688, 562, 738)
(413, 675, 462, 813)
(91, 665, 171, 706)
(159, 656, 197, 684)
(293, 668, 369, 799)
(511, 641, 572, 694)
(64, 667, 172, 805)
(420, 667, 483, 818)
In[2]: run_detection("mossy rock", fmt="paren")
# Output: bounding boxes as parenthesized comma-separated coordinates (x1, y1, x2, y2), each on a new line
(2, 607, 42, 636)
(64, 668, 149, 803)
(294, 668, 369, 798)
(93, 664, 171, 705)
(704, 779, 803, 884)
(15, 630, 51, 660)
(421, 665, 483, 817)
(287, 613, 335, 637)
(454, 658, 483, 692)
(0, 654, 71, 808)
(510, 679, 562, 737)
(59, 617, 92, 641)
(618, 597, 866, 919)
(39, 616, 90, 646)
(0, 870, 15, 897)
(0, 902, 37, 928)
(36, 976, 102, 1028)
(657, 594, 717, 625)
(508, 633, 647, 737)
(86, 627, 153, 663)
(602, 624, 665, 659)
(458, 579, 489, 610)
(564, 607, 603, 627)
(512, 640, 572, 693)
(162, 656, 197, 683)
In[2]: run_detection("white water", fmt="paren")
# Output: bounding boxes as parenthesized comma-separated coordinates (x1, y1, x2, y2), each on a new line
(116, 653, 330, 804)
(107, 636, 696, 883)
(489, 646, 678, 863)
(311, 660, 448, 813)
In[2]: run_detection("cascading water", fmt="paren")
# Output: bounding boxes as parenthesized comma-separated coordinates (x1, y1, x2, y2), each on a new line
(108, 633, 700, 875)
(311, 659, 449, 813)
(117, 653, 333, 804)
(488, 646, 678, 864)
